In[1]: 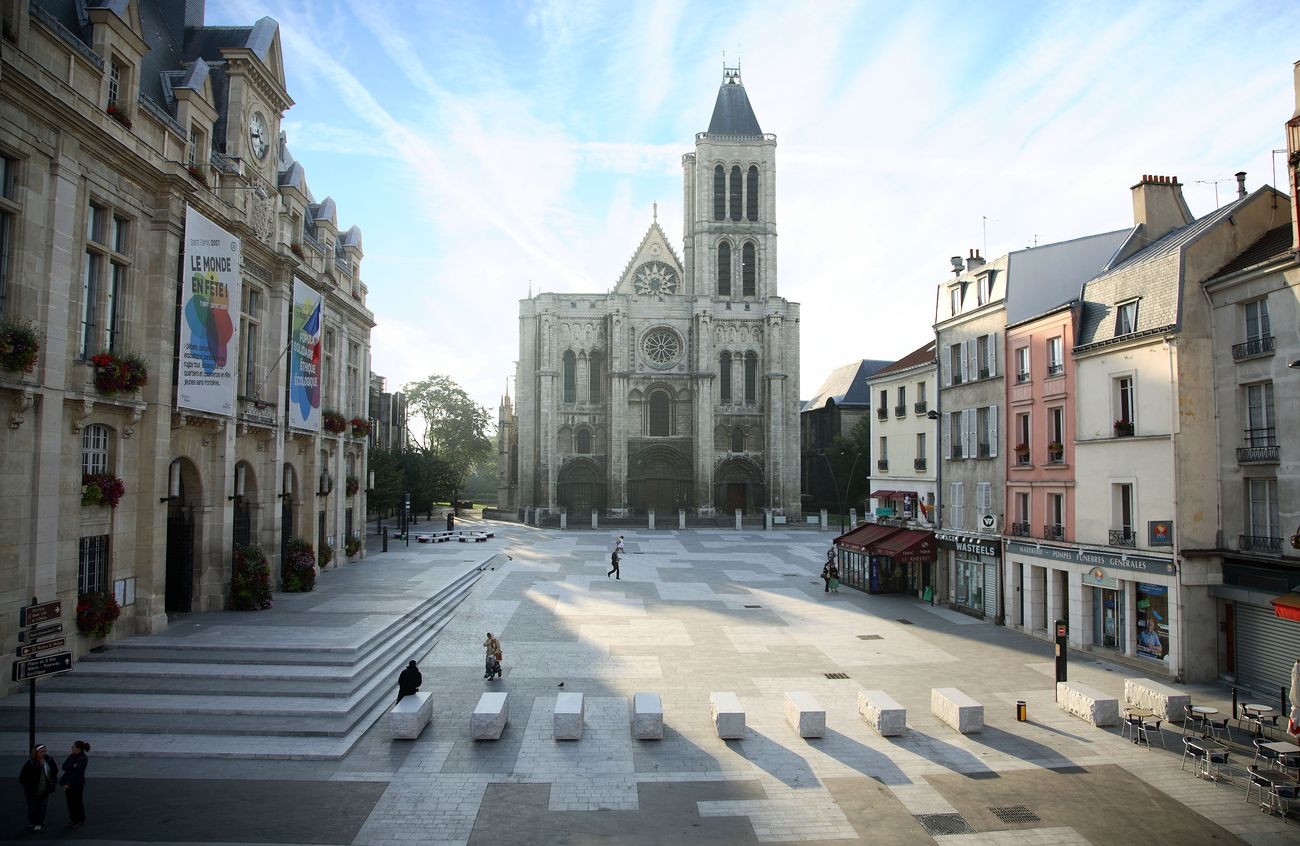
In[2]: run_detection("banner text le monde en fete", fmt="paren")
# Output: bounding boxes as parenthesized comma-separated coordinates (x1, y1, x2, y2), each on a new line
(178, 206, 241, 416)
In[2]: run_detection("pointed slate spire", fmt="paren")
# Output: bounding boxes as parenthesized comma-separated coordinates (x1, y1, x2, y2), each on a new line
(707, 66, 762, 136)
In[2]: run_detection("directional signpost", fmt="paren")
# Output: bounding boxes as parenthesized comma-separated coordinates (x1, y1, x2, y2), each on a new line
(13, 597, 71, 752)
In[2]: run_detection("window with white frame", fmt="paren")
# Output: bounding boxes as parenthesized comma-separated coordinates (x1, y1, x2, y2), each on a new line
(1048, 406, 1064, 454)
(1245, 478, 1279, 540)
(1112, 483, 1134, 541)
(949, 343, 963, 385)
(916, 432, 926, 462)
(80, 203, 130, 358)
(78, 535, 110, 595)
(1015, 346, 1029, 383)
(1015, 491, 1029, 524)
(917, 380, 926, 406)
(323, 329, 335, 404)
(949, 481, 964, 529)
(1115, 299, 1139, 336)
(81, 424, 110, 476)
(947, 410, 964, 458)
(977, 335, 990, 378)
(240, 286, 261, 397)
(1114, 375, 1135, 431)
(977, 272, 992, 306)
(1015, 412, 1030, 457)
(878, 436, 888, 461)
(1048, 493, 1064, 532)
(1244, 298, 1271, 342)
(347, 342, 360, 416)
(107, 58, 122, 106)
(0, 154, 17, 318)
(896, 385, 905, 415)
(1244, 382, 1275, 446)
(950, 286, 960, 316)
(1047, 336, 1064, 376)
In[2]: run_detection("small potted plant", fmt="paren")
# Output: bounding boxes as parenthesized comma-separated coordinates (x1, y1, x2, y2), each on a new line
(105, 101, 132, 129)
(91, 351, 148, 395)
(345, 476, 360, 496)
(345, 534, 362, 557)
(1014, 443, 1030, 457)
(76, 591, 122, 638)
(0, 318, 41, 373)
(319, 544, 334, 569)
(229, 545, 273, 610)
(1114, 419, 1134, 437)
(82, 473, 125, 508)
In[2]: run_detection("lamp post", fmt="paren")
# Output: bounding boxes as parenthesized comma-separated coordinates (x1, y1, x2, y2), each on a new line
(821, 450, 861, 535)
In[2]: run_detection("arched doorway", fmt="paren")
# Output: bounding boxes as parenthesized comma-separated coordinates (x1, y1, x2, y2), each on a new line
(557, 457, 606, 515)
(280, 463, 297, 568)
(165, 458, 201, 613)
(714, 458, 764, 516)
(232, 461, 259, 557)
(628, 445, 692, 515)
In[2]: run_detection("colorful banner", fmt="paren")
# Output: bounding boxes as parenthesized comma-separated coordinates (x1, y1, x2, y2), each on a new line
(288, 279, 323, 431)
(178, 206, 240, 415)
(1136, 582, 1169, 660)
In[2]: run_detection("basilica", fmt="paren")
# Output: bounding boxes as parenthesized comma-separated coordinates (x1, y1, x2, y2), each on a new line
(497, 69, 801, 519)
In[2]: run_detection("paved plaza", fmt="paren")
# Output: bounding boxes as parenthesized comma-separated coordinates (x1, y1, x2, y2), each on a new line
(3, 519, 1296, 845)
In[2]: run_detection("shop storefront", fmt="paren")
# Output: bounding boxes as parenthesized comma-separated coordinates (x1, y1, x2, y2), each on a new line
(1212, 558, 1300, 698)
(832, 524, 935, 597)
(937, 532, 1001, 620)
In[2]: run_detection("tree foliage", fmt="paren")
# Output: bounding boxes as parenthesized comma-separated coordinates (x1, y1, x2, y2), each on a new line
(366, 448, 406, 514)
(403, 374, 492, 510)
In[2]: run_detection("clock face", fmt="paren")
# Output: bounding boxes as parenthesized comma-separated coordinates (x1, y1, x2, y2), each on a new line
(249, 112, 269, 160)
(633, 261, 678, 296)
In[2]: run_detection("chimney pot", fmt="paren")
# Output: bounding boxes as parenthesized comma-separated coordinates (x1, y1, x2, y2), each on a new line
(1235, 171, 1247, 198)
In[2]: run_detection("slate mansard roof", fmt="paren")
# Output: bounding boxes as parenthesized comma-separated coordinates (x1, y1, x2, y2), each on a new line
(803, 360, 893, 413)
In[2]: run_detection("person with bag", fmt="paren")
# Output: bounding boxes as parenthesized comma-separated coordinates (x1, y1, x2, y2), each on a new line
(821, 561, 832, 593)
(483, 632, 502, 679)
(60, 740, 90, 830)
(19, 743, 59, 831)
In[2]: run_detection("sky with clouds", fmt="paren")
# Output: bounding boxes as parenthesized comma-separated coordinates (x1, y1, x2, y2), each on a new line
(209, 0, 1300, 415)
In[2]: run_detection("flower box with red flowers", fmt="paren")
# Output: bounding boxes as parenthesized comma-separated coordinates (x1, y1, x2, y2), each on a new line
(76, 591, 121, 638)
(91, 351, 148, 395)
(82, 473, 125, 508)
(350, 418, 371, 438)
(1114, 419, 1134, 437)
(187, 165, 209, 187)
(345, 476, 360, 496)
(0, 318, 41, 373)
(290, 243, 306, 260)
(322, 410, 347, 433)
(106, 102, 133, 129)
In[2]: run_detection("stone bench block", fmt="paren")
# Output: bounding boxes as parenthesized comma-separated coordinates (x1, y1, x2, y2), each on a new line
(632, 692, 663, 740)
(784, 691, 826, 738)
(710, 691, 745, 739)
(471, 691, 508, 740)
(932, 687, 983, 734)
(1123, 677, 1189, 722)
(389, 692, 432, 740)
(858, 689, 907, 736)
(1057, 681, 1119, 727)
(554, 691, 585, 739)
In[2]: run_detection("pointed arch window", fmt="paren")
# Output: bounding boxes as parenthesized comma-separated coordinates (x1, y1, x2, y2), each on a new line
(744, 352, 758, 403)
(562, 350, 576, 403)
(647, 389, 671, 436)
(588, 351, 602, 403)
(729, 165, 742, 221)
(746, 166, 759, 221)
(717, 241, 731, 297)
(713, 165, 726, 221)
(575, 428, 592, 454)
(720, 351, 732, 402)
(742, 241, 756, 297)
(731, 427, 744, 453)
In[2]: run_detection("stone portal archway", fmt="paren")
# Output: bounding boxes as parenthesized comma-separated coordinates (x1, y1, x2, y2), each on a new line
(714, 457, 764, 516)
(557, 457, 606, 515)
(628, 445, 692, 515)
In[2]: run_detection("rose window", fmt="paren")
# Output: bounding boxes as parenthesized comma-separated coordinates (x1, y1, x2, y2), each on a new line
(633, 261, 679, 296)
(642, 328, 682, 367)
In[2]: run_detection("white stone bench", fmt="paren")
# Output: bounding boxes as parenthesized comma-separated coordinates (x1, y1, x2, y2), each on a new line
(554, 691, 585, 739)
(389, 692, 432, 740)
(858, 689, 907, 736)
(1123, 677, 1189, 722)
(458, 532, 490, 543)
(471, 691, 508, 740)
(932, 687, 983, 734)
(784, 691, 826, 738)
(710, 691, 745, 739)
(1057, 681, 1119, 727)
(415, 531, 454, 543)
(631, 692, 663, 740)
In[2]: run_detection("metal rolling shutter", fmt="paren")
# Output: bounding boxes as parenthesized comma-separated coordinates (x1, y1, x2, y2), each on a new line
(1235, 603, 1300, 697)
(983, 562, 998, 618)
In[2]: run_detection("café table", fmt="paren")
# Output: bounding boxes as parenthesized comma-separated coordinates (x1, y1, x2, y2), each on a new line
(1191, 705, 1220, 739)
(1122, 707, 1153, 744)
(1263, 740, 1300, 774)
(1251, 767, 1299, 816)
(1243, 704, 1279, 736)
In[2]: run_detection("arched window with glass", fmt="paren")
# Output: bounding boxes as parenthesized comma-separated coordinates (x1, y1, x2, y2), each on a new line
(588, 351, 602, 404)
(716, 241, 731, 297)
(742, 242, 757, 297)
(746, 165, 759, 221)
(729, 165, 742, 221)
(713, 165, 726, 221)
(744, 352, 758, 404)
(647, 389, 671, 436)
(562, 350, 576, 404)
(719, 351, 732, 403)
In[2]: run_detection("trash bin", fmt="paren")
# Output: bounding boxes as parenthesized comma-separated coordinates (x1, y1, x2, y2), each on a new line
(446, 511, 454, 532)
(1016, 700, 1028, 722)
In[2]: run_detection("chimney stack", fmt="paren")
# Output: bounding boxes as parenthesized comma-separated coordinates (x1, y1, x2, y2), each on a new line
(966, 249, 985, 272)
(1235, 171, 1247, 199)
(1130, 174, 1193, 243)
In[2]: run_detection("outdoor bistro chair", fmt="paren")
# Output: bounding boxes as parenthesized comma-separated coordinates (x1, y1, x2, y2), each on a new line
(1182, 704, 1206, 737)
(1122, 713, 1143, 743)
(1247, 765, 1273, 810)
(1253, 738, 1281, 770)
(1203, 743, 1232, 782)
(1182, 737, 1206, 773)
(1139, 716, 1166, 749)
(1205, 715, 1231, 743)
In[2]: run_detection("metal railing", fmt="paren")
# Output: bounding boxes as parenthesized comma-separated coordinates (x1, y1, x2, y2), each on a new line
(1010, 521, 1030, 537)
(914, 457, 927, 471)
(876, 459, 888, 471)
(1239, 534, 1282, 553)
(1236, 445, 1280, 464)
(1047, 363, 1064, 377)
(1015, 371, 1029, 384)
(1043, 524, 1065, 541)
(978, 443, 991, 458)
(979, 367, 991, 379)
(914, 401, 927, 414)
(1109, 529, 1136, 547)
(894, 405, 907, 417)
(877, 407, 887, 420)
(1231, 336, 1274, 360)
(1047, 447, 1064, 464)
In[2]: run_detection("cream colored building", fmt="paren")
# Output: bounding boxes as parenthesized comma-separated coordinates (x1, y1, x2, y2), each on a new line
(865, 341, 938, 530)
(0, 0, 373, 693)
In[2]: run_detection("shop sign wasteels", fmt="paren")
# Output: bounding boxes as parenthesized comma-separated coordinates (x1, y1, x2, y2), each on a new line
(936, 531, 1000, 558)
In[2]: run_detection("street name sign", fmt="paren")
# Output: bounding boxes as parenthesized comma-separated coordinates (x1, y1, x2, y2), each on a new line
(11, 651, 73, 682)
(17, 637, 67, 658)
(18, 623, 63, 642)
(19, 601, 61, 627)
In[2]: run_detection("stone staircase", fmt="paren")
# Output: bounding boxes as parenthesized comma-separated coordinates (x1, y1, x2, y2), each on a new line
(0, 559, 488, 760)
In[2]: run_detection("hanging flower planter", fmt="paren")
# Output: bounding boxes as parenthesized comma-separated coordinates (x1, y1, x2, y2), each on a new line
(322, 410, 347, 433)
(1114, 419, 1134, 437)
(91, 351, 148, 395)
(0, 319, 41, 373)
(290, 243, 306, 260)
(350, 417, 371, 438)
(187, 164, 209, 187)
(76, 591, 121, 638)
(106, 102, 133, 129)
(82, 473, 125, 508)
(345, 476, 360, 496)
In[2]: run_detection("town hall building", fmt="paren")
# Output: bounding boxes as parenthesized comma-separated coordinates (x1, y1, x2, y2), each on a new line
(497, 68, 801, 520)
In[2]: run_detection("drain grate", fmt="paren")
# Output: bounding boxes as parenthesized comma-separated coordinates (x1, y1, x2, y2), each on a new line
(824, 672, 850, 679)
(989, 805, 1040, 824)
(743, 604, 762, 608)
(896, 618, 914, 625)
(913, 814, 975, 836)
(857, 634, 883, 640)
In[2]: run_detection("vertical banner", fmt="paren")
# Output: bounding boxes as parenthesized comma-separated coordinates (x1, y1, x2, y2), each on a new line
(288, 279, 323, 431)
(1136, 582, 1169, 660)
(178, 206, 241, 415)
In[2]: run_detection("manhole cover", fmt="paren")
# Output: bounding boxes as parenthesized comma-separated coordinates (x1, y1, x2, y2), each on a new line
(824, 672, 850, 679)
(913, 813, 975, 836)
(989, 805, 1040, 824)
(743, 604, 762, 609)
(897, 618, 914, 625)
(857, 634, 883, 640)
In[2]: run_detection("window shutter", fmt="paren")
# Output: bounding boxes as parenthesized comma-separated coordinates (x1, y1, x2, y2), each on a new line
(987, 332, 998, 376)
(963, 408, 976, 458)
(958, 343, 968, 383)
(943, 413, 952, 459)
(988, 405, 999, 458)
(967, 339, 977, 379)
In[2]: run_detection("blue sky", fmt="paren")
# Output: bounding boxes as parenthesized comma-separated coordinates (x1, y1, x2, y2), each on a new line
(209, 0, 1300, 412)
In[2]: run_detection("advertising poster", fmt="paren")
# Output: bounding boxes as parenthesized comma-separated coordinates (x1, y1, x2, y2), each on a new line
(178, 206, 241, 415)
(288, 279, 323, 431)
(1136, 582, 1169, 660)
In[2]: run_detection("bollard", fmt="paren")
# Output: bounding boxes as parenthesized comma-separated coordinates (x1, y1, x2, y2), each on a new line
(1016, 700, 1027, 722)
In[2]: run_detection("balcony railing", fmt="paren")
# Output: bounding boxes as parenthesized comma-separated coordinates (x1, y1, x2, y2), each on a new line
(1015, 371, 1029, 384)
(877, 407, 887, 420)
(1231, 335, 1275, 361)
(1239, 534, 1282, 553)
(1237, 445, 1280, 464)
(1043, 523, 1065, 541)
(876, 459, 889, 471)
(914, 401, 927, 414)
(951, 443, 964, 459)
(913, 457, 927, 472)
(894, 405, 907, 418)
(1010, 521, 1030, 537)
(1109, 529, 1136, 547)
(1014, 447, 1030, 466)
(1047, 363, 1064, 377)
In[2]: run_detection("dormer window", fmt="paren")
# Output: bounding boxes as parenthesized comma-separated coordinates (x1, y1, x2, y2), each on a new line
(1115, 299, 1139, 336)
(976, 271, 994, 306)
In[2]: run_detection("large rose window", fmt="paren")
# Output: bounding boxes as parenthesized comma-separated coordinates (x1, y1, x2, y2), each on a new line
(641, 328, 682, 368)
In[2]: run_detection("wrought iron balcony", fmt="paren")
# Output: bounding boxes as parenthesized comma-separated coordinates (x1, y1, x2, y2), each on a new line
(1109, 529, 1136, 547)
(1231, 335, 1274, 360)
(1009, 521, 1031, 537)
(1237, 429, 1278, 464)
(913, 457, 927, 472)
(877, 407, 887, 420)
(979, 367, 991, 379)
(876, 459, 889, 471)
(1239, 534, 1282, 554)
(895, 405, 907, 418)
(1043, 523, 1065, 541)
(914, 401, 927, 415)
(1047, 363, 1064, 377)
(1015, 371, 1029, 384)
(950, 443, 964, 459)
(1047, 446, 1064, 464)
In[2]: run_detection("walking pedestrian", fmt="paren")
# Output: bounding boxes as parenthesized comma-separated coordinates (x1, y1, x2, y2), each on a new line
(483, 632, 502, 679)
(821, 561, 831, 593)
(60, 740, 90, 830)
(18, 744, 58, 832)
(608, 549, 621, 579)
(395, 660, 422, 704)
(616, 535, 625, 556)
(828, 563, 840, 593)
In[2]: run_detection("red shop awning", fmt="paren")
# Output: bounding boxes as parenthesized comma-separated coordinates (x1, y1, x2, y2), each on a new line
(1270, 592, 1300, 623)
(868, 489, 898, 499)
(834, 523, 903, 552)
(872, 529, 937, 564)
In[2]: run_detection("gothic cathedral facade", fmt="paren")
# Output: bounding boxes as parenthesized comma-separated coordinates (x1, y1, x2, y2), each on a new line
(498, 69, 800, 519)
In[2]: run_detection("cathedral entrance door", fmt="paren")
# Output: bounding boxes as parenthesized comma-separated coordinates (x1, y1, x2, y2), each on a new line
(644, 479, 677, 515)
(714, 458, 764, 519)
(725, 482, 747, 515)
(628, 445, 692, 516)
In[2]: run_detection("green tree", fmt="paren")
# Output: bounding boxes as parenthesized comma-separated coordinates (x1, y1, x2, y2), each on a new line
(404, 374, 493, 513)
(366, 448, 405, 516)
(400, 448, 453, 522)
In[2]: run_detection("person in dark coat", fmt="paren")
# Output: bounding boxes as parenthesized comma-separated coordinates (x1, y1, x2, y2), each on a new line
(19, 744, 59, 831)
(395, 661, 422, 704)
(60, 740, 90, 829)
(607, 549, 620, 579)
